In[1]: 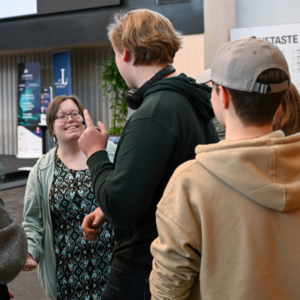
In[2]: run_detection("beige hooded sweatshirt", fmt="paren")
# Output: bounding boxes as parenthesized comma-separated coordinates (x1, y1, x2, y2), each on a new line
(150, 131, 300, 300)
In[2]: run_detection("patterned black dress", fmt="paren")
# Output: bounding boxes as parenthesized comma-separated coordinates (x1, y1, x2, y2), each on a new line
(49, 153, 115, 300)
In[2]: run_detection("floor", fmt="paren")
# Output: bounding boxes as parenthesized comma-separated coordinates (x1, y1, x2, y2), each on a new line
(0, 186, 50, 300)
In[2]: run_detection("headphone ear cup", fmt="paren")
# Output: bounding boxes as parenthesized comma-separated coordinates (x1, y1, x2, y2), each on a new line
(124, 65, 176, 110)
(125, 92, 141, 110)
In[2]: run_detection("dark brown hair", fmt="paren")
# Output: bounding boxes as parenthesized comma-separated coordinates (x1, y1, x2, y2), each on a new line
(46, 95, 84, 137)
(107, 9, 182, 66)
(214, 69, 288, 127)
(272, 83, 300, 135)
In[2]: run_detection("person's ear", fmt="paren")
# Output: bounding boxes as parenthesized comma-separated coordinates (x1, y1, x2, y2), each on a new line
(219, 86, 230, 109)
(123, 49, 132, 62)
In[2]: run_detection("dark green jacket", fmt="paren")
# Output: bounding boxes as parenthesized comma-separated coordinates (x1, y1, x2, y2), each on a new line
(87, 74, 219, 276)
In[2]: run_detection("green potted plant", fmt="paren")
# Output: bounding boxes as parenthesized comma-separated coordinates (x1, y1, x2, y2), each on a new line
(99, 54, 129, 135)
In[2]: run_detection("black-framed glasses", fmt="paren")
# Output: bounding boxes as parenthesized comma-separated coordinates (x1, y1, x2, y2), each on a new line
(54, 111, 83, 123)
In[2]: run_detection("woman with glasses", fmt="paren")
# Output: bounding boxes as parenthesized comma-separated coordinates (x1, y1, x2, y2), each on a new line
(22, 95, 116, 300)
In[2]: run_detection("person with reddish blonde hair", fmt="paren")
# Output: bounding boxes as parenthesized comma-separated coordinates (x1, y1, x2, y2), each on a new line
(272, 82, 300, 135)
(79, 8, 218, 300)
(107, 9, 182, 66)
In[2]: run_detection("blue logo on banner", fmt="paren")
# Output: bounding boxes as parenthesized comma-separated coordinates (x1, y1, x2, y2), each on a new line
(53, 51, 71, 96)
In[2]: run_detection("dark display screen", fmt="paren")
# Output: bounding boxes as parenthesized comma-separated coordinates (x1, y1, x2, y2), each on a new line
(38, 0, 120, 15)
(41, 87, 52, 114)
(0, 0, 120, 20)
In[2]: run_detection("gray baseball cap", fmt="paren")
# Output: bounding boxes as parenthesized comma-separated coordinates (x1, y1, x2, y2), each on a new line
(197, 36, 290, 94)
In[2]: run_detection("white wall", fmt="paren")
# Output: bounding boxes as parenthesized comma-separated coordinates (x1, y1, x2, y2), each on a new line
(236, 0, 300, 28)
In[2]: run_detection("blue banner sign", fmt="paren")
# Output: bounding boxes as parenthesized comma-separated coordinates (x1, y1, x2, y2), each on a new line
(18, 62, 41, 126)
(53, 51, 71, 97)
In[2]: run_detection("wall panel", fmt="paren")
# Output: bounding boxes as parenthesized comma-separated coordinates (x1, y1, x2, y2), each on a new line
(203, 0, 236, 68)
(173, 34, 205, 79)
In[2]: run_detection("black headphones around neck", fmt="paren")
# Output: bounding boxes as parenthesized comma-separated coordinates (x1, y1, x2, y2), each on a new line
(125, 65, 176, 110)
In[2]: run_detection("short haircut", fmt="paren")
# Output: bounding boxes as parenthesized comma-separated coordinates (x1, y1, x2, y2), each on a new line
(46, 95, 84, 137)
(107, 9, 182, 66)
(214, 69, 288, 127)
(273, 83, 300, 135)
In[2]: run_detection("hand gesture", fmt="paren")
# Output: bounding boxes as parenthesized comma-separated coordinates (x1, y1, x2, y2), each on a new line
(78, 109, 109, 158)
(81, 207, 107, 241)
(22, 253, 37, 272)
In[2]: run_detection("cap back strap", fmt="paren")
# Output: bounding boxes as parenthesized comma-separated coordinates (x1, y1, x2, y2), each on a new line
(253, 80, 289, 94)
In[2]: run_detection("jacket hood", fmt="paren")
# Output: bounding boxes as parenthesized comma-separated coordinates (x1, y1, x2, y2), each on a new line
(195, 131, 300, 212)
(37, 147, 56, 170)
(143, 73, 215, 121)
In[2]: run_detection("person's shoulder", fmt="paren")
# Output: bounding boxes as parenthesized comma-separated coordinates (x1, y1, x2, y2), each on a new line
(146, 86, 187, 103)
(173, 159, 212, 185)
(29, 147, 56, 175)
(158, 159, 211, 207)
(156, 159, 214, 232)
(134, 90, 188, 122)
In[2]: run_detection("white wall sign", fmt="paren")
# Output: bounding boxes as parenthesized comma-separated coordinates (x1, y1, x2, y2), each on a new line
(0, 0, 37, 19)
(17, 125, 42, 158)
(231, 23, 300, 92)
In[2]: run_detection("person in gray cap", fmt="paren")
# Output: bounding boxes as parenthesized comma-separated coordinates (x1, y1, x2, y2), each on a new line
(149, 36, 300, 300)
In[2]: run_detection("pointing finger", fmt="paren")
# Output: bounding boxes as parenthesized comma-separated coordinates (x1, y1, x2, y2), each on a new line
(83, 109, 95, 128)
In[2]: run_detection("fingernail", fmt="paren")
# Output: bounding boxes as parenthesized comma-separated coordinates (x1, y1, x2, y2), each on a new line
(93, 222, 98, 226)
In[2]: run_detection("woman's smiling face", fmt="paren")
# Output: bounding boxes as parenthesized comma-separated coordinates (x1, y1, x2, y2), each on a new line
(52, 99, 85, 144)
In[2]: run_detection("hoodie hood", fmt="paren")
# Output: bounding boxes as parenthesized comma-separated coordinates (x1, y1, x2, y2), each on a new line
(143, 73, 215, 121)
(195, 131, 300, 212)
